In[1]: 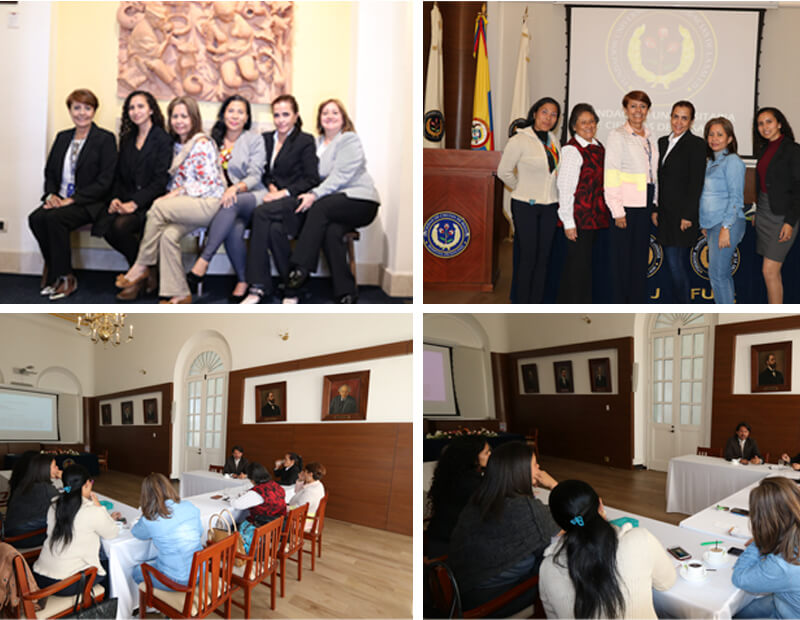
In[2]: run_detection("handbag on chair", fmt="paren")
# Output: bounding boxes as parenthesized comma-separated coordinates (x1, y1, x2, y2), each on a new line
(207, 508, 246, 567)
(72, 574, 118, 619)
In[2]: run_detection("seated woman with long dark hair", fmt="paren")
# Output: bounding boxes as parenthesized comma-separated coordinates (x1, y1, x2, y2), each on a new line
(4, 454, 62, 547)
(131, 473, 204, 591)
(273, 452, 303, 485)
(425, 436, 490, 558)
(232, 462, 287, 552)
(539, 479, 675, 619)
(32, 465, 121, 595)
(448, 441, 559, 614)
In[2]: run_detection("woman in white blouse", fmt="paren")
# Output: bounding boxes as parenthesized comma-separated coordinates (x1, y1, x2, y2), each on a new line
(497, 97, 561, 304)
(289, 462, 327, 531)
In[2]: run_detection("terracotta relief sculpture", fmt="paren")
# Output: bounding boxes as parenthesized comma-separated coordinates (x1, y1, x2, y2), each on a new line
(117, 1, 293, 103)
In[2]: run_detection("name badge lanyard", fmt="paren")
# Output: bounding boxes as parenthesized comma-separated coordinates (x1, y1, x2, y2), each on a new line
(632, 130, 654, 184)
(67, 140, 81, 198)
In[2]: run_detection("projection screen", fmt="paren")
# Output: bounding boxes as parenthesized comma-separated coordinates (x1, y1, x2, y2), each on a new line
(423, 343, 459, 416)
(0, 386, 59, 441)
(567, 6, 762, 156)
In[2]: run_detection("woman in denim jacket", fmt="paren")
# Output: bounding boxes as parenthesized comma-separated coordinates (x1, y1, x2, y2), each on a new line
(699, 117, 746, 304)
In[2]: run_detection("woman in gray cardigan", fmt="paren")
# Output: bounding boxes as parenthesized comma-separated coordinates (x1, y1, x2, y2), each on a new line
(287, 99, 380, 303)
(186, 95, 266, 302)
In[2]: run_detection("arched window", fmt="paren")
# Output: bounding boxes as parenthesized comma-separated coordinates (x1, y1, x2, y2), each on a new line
(184, 350, 227, 471)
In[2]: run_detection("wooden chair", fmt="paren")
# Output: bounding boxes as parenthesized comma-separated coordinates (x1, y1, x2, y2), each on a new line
(231, 517, 283, 615)
(425, 558, 544, 618)
(208, 464, 224, 474)
(0, 489, 8, 511)
(763, 452, 771, 464)
(14, 554, 105, 619)
(303, 495, 328, 571)
(525, 427, 540, 460)
(696, 446, 713, 457)
(97, 449, 109, 473)
(277, 504, 308, 597)
(138, 532, 237, 618)
(1, 517, 47, 562)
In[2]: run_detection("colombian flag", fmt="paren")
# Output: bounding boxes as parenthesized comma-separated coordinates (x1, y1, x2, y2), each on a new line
(471, 5, 494, 151)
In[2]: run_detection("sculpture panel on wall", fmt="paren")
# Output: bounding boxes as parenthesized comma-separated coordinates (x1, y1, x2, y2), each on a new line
(117, 1, 293, 103)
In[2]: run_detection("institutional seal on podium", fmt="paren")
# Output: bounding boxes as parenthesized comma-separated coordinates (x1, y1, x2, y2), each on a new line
(424, 212, 471, 258)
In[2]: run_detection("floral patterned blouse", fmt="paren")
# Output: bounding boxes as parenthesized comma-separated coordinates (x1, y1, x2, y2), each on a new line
(168, 138, 225, 199)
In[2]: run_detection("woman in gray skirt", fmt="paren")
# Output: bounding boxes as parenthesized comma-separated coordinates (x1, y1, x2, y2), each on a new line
(753, 107, 800, 304)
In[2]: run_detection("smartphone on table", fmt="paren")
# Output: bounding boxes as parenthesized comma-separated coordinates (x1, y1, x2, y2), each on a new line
(667, 546, 691, 561)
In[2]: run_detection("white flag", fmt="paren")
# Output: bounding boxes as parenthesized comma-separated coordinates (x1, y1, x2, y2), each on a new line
(424, 3, 445, 148)
(503, 14, 531, 232)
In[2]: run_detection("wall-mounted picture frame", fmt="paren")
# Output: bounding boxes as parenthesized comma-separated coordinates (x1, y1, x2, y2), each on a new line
(121, 400, 134, 425)
(143, 398, 159, 424)
(255, 381, 287, 422)
(589, 358, 612, 393)
(322, 370, 370, 421)
(100, 403, 111, 425)
(553, 361, 574, 393)
(521, 363, 539, 394)
(751, 341, 792, 393)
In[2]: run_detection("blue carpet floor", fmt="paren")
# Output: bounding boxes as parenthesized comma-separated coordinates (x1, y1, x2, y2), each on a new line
(0, 270, 411, 305)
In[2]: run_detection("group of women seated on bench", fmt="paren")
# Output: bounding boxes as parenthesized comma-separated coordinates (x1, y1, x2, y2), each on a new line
(4, 452, 326, 603)
(426, 438, 800, 618)
(30, 88, 380, 304)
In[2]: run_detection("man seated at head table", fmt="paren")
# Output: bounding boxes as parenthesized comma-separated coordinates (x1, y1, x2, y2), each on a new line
(723, 421, 763, 465)
(223, 445, 249, 479)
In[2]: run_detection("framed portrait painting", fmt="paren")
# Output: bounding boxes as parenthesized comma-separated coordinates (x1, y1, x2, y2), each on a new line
(143, 398, 159, 424)
(121, 400, 134, 425)
(521, 363, 539, 394)
(589, 358, 612, 393)
(553, 361, 574, 393)
(101, 403, 112, 425)
(751, 341, 792, 393)
(322, 370, 370, 421)
(255, 381, 287, 422)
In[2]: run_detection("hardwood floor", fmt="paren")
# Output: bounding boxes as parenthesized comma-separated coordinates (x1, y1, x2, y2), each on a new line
(539, 456, 685, 525)
(93, 471, 412, 618)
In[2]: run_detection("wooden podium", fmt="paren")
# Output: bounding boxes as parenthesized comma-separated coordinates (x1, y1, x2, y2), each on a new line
(423, 149, 505, 291)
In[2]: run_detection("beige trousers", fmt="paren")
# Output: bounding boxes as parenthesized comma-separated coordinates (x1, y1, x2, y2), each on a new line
(136, 195, 221, 297)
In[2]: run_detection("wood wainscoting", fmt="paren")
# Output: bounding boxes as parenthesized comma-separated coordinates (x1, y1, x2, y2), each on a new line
(88, 383, 173, 477)
(711, 316, 800, 461)
(497, 337, 635, 469)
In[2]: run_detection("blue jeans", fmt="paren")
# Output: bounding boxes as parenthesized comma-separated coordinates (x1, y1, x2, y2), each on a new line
(662, 246, 691, 304)
(734, 595, 779, 619)
(200, 192, 258, 281)
(706, 217, 745, 304)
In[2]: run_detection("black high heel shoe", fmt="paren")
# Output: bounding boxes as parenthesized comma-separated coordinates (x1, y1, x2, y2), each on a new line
(287, 266, 309, 289)
(186, 271, 204, 295)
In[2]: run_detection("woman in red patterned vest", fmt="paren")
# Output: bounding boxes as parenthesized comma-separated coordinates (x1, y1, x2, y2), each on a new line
(232, 462, 287, 552)
(557, 103, 610, 303)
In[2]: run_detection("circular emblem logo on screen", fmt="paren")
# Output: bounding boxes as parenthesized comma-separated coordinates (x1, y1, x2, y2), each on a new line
(690, 236, 740, 280)
(647, 234, 663, 278)
(606, 10, 717, 97)
(424, 212, 471, 258)
(424, 110, 444, 142)
(471, 119, 489, 149)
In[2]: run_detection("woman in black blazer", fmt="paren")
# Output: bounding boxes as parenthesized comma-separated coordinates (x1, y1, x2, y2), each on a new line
(241, 94, 320, 303)
(653, 101, 706, 303)
(96, 90, 172, 300)
(753, 107, 800, 304)
(28, 89, 117, 300)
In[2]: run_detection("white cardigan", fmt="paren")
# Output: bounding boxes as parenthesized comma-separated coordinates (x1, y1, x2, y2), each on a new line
(539, 523, 676, 619)
(289, 480, 326, 530)
(497, 127, 559, 205)
(33, 498, 119, 579)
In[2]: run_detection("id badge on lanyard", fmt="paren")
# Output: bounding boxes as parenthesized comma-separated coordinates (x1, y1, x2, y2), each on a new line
(66, 183, 76, 198)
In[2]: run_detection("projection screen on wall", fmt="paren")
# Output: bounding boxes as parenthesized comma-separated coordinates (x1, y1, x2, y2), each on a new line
(424, 343, 459, 416)
(567, 7, 762, 156)
(0, 386, 59, 441)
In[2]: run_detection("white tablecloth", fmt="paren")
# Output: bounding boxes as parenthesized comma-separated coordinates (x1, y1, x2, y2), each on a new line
(679, 468, 800, 541)
(0, 470, 10, 495)
(179, 470, 251, 498)
(666, 455, 774, 514)
(532, 486, 753, 619)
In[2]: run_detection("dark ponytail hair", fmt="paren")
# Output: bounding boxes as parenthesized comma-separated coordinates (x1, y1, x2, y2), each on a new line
(272, 94, 303, 131)
(50, 464, 91, 552)
(471, 441, 534, 521)
(287, 452, 303, 471)
(211, 95, 253, 146)
(509, 97, 561, 137)
(548, 480, 625, 618)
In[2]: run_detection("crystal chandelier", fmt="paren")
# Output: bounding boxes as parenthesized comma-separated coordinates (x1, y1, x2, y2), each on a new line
(75, 314, 134, 346)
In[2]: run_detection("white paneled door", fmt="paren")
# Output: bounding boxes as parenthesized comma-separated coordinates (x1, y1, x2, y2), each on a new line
(183, 351, 227, 472)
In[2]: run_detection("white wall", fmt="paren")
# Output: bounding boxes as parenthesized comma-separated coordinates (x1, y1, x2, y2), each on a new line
(0, 3, 52, 273)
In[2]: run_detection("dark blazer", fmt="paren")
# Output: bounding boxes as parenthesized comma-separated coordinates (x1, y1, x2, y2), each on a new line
(94, 126, 173, 236)
(724, 436, 762, 461)
(42, 123, 117, 218)
(273, 463, 300, 485)
(223, 455, 249, 476)
(261, 401, 281, 418)
(656, 132, 706, 247)
(757, 137, 800, 228)
(261, 129, 320, 197)
(759, 366, 784, 385)
(329, 394, 358, 414)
